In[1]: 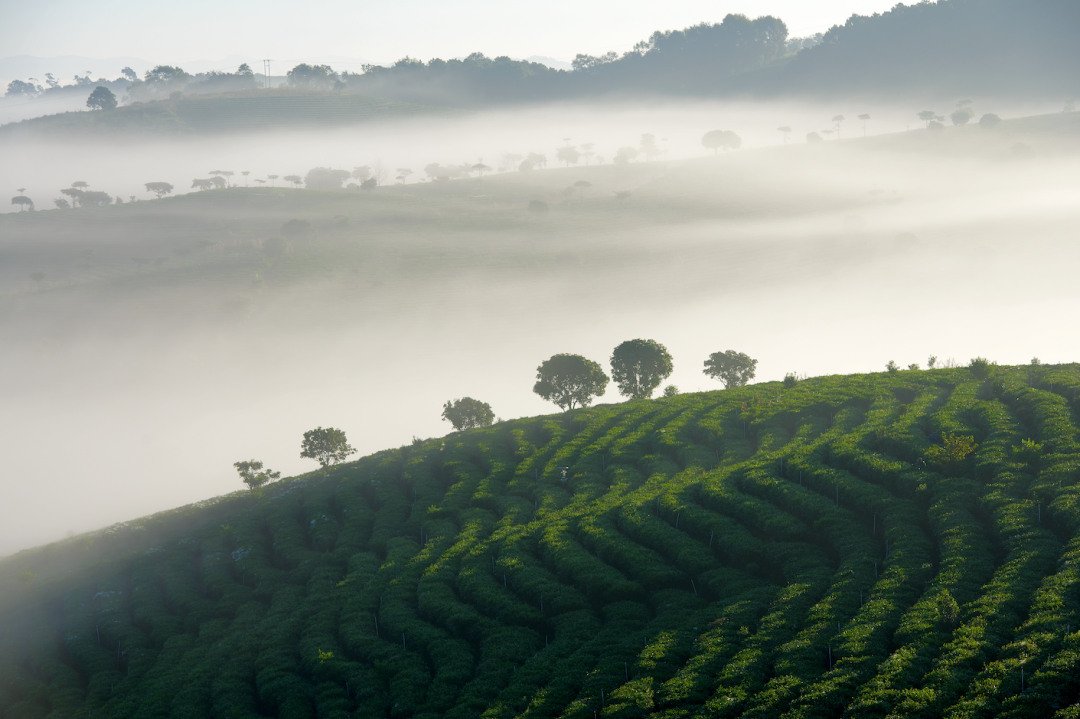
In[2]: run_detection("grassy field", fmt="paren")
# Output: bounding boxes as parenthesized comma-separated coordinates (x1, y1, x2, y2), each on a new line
(0, 89, 453, 137)
(1, 363, 1079, 718)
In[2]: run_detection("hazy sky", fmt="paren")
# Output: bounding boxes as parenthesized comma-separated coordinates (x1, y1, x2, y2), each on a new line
(9, 0, 901, 67)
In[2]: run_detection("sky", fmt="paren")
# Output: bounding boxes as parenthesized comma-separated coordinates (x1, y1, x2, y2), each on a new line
(6, 0, 902, 69)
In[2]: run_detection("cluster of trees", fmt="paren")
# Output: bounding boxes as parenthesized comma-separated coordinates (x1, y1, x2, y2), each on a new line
(235, 426, 355, 491)
(530, 341, 758, 411)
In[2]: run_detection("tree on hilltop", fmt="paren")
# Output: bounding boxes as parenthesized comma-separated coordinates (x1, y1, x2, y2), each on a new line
(304, 167, 350, 190)
(144, 182, 174, 199)
(556, 146, 581, 167)
(191, 179, 213, 191)
(283, 175, 303, 188)
(11, 196, 34, 211)
(979, 113, 1001, 129)
(610, 339, 673, 399)
(777, 126, 791, 144)
(300, 427, 356, 468)
(234, 460, 281, 491)
(639, 134, 661, 161)
(703, 350, 757, 388)
(86, 86, 117, 110)
(470, 163, 491, 177)
(441, 397, 495, 431)
(858, 113, 871, 136)
(917, 110, 935, 127)
(701, 130, 741, 154)
(533, 354, 609, 410)
(832, 115, 845, 138)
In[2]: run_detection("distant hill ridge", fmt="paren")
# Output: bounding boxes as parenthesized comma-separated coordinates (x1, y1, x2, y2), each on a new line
(2, 364, 1079, 718)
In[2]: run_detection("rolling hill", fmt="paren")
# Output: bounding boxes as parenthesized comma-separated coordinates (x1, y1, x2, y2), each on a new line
(0, 89, 453, 137)
(2, 364, 1079, 718)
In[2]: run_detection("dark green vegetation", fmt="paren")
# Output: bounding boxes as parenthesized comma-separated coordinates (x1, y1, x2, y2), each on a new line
(3, 364, 1080, 718)
(0, 89, 450, 137)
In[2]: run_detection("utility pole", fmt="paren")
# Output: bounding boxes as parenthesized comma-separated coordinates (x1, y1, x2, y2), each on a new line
(262, 58, 273, 88)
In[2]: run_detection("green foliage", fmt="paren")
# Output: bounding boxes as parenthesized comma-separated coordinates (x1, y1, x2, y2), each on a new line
(925, 432, 979, 469)
(703, 349, 757, 388)
(3, 366, 1080, 719)
(533, 353, 609, 410)
(441, 397, 495, 431)
(300, 426, 356, 467)
(610, 339, 674, 399)
(86, 86, 117, 111)
(969, 356, 995, 379)
(783, 372, 798, 388)
(233, 459, 281, 491)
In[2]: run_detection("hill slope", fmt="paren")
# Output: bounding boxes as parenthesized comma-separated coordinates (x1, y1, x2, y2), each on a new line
(0, 89, 452, 137)
(2, 365, 1080, 718)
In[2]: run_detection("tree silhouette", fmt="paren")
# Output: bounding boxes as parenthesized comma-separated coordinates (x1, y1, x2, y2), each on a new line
(144, 182, 174, 199)
(701, 130, 741, 153)
(283, 175, 303, 188)
(268, 174, 279, 187)
(556, 146, 581, 167)
(396, 168, 414, 184)
(703, 350, 757, 388)
(580, 142, 595, 164)
(858, 113, 871, 136)
(639, 134, 661, 161)
(917, 110, 935, 128)
(233, 460, 280, 491)
(610, 339, 673, 399)
(832, 115, 845, 138)
(533, 354, 609, 410)
(11, 196, 33, 211)
(241, 171, 250, 186)
(191, 179, 213, 191)
(470, 163, 490, 177)
(300, 427, 356, 468)
(441, 397, 495, 431)
(979, 113, 1002, 129)
(86, 86, 117, 110)
(209, 170, 234, 187)
(777, 126, 791, 144)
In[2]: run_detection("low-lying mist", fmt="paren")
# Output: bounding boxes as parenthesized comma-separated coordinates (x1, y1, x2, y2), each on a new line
(2, 98, 1078, 557)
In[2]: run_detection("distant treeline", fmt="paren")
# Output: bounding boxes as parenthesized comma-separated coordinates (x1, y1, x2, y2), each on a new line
(340, 0, 1080, 104)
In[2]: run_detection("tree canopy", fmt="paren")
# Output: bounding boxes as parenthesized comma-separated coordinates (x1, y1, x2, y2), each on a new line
(533, 354, 609, 410)
(703, 349, 758, 388)
(86, 86, 117, 111)
(441, 397, 495, 431)
(233, 460, 280, 491)
(610, 339, 674, 399)
(300, 427, 356, 468)
(304, 167, 351, 190)
(701, 130, 742, 153)
(144, 182, 174, 199)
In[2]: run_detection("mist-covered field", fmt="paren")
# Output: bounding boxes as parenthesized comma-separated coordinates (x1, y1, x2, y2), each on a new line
(2, 101, 1079, 556)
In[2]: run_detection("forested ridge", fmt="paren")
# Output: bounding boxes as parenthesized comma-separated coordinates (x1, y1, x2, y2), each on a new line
(2, 364, 1080, 718)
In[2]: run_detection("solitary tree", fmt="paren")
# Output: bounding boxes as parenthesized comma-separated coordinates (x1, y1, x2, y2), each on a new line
(86, 86, 118, 110)
(777, 126, 791, 144)
(979, 113, 1002, 129)
(234, 460, 280, 491)
(858, 113, 871, 136)
(703, 350, 757, 388)
(300, 427, 356, 468)
(950, 108, 974, 126)
(470, 163, 490, 177)
(395, 168, 414, 184)
(533, 354, 609, 410)
(304, 167, 350, 190)
(610, 339, 673, 399)
(11, 195, 33, 211)
(241, 171, 250, 185)
(555, 146, 581, 167)
(580, 142, 595, 164)
(268, 174, 279, 187)
(917, 110, 936, 128)
(832, 115, 845, 138)
(701, 130, 742, 154)
(144, 182, 174, 198)
(639, 134, 661, 161)
(441, 397, 495, 431)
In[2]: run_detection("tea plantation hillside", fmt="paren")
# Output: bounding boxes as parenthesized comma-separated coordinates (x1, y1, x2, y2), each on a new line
(3, 365, 1080, 719)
